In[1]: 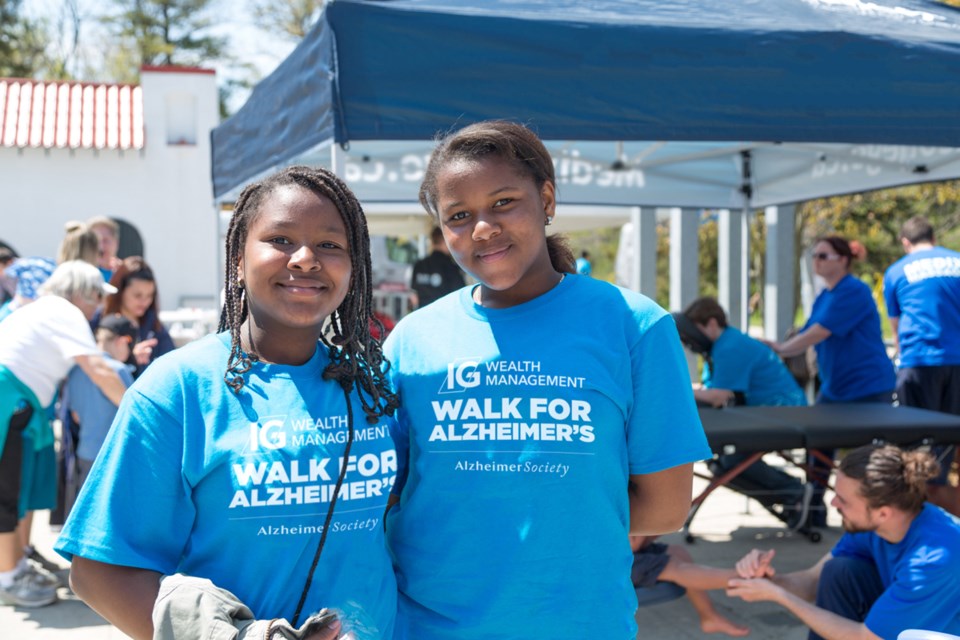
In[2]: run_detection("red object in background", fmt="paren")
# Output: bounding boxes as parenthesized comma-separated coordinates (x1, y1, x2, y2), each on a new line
(370, 311, 396, 340)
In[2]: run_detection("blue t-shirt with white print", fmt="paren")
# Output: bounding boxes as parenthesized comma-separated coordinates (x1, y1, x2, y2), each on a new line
(705, 326, 806, 406)
(56, 333, 397, 639)
(831, 504, 960, 638)
(883, 246, 960, 368)
(803, 274, 895, 401)
(384, 275, 710, 640)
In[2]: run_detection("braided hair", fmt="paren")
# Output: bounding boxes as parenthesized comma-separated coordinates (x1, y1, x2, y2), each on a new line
(218, 165, 398, 423)
(839, 444, 941, 514)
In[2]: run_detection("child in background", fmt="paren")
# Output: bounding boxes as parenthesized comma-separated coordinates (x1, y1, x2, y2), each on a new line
(61, 314, 136, 518)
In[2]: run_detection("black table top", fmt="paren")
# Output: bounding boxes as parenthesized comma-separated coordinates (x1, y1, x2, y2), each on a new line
(697, 406, 805, 454)
(698, 404, 960, 453)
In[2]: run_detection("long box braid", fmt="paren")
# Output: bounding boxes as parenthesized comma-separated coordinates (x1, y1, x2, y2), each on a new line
(218, 165, 399, 423)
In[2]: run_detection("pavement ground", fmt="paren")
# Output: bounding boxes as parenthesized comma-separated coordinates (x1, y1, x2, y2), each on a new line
(0, 458, 841, 639)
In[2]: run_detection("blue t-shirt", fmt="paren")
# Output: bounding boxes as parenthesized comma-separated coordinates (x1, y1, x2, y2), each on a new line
(383, 275, 710, 640)
(64, 353, 134, 461)
(803, 274, 895, 401)
(704, 327, 806, 407)
(883, 246, 960, 368)
(575, 257, 592, 276)
(56, 333, 397, 638)
(831, 504, 960, 638)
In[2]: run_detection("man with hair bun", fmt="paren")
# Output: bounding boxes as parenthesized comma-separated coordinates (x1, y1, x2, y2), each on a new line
(727, 443, 960, 640)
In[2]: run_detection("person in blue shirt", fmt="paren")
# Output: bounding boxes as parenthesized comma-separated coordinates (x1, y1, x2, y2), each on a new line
(680, 297, 806, 409)
(677, 297, 810, 529)
(883, 215, 960, 516)
(728, 443, 960, 640)
(767, 236, 895, 527)
(0, 257, 56, 323)
(56, 166, 400, 640)
(61, 314, 136, 519)
(575, 249, 592, 276)
(384, 120, 710, 640)
(769, 237, 894, 404)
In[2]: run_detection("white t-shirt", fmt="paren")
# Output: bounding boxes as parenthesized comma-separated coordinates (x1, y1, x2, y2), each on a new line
(0, 296, 99, 406)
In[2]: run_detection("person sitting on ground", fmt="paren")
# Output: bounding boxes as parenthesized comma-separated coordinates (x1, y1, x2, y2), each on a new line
(676, 297, 811, 529)
(60, 315, 136, 520)
(631, 535, 749, 637)
(727, 443, 960, 640)
(409, 225, 466, 308)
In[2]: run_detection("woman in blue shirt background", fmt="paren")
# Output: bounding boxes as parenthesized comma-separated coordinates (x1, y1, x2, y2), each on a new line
(767, 235, 895, 527)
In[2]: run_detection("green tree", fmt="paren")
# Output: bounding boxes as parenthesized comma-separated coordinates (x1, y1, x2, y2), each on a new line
(792, 180, 960, 335)
(800, 181, 960, 278)
(545, 183, 960, 326)
(101, 0, 227, 81)
(566, 226, 620, 283)
(42, 0, 87, 80)
(253, 0, 325, 40)
(0, 0, 49, 78)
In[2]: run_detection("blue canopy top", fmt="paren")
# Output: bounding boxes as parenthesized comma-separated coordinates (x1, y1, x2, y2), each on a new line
(212, 0, 960, 199)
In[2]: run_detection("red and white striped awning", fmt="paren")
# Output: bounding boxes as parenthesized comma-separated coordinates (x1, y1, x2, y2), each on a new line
(0, 78, 144, 150)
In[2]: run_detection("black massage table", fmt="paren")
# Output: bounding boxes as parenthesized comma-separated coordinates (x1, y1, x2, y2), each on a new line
(685, 404, 960, 543)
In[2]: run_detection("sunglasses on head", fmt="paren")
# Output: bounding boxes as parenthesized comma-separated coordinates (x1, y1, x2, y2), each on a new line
(811, 252, 842, 261)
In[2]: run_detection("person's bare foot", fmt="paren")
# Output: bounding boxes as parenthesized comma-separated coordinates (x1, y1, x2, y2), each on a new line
(701, 613, 750, 637)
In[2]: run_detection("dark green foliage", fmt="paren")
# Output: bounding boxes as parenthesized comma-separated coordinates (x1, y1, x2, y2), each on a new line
(102, 0, 227, 79)
(0, 0, 48, 78)
(253, 0, 325, 40)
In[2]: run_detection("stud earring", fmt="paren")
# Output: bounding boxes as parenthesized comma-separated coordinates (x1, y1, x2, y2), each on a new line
(545, 216, 553, 226)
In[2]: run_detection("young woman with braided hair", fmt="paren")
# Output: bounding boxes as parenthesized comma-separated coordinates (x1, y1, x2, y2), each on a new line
(56, 166, 399, 639)
(383, 121, 710, 639)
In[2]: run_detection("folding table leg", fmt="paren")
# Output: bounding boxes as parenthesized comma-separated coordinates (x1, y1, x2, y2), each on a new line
(682, 451, 765, 543)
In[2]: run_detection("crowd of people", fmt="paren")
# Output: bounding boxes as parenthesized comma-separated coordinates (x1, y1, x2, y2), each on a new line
(0, 218, 173, 609)
(0, 121, 958, 640)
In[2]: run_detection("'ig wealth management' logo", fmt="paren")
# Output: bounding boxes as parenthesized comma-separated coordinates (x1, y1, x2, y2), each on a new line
(439, 359, 482, 394)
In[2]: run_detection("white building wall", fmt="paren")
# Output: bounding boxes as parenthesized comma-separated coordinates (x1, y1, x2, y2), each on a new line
(0, 68, 220, 311)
